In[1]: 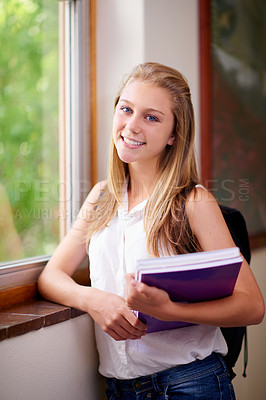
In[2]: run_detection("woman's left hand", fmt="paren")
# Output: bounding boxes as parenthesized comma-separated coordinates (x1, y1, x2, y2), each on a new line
(125, 273, 172, 321)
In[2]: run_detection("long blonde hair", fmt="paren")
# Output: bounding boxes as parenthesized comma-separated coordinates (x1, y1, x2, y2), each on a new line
(86, 62, 201, 256)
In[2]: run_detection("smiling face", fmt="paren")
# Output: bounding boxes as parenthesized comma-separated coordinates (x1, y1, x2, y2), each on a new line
(112, 81, 175, 171)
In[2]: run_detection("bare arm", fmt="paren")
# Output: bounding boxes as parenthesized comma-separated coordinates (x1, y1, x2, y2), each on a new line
(38, 181, 146, 341)
(126, 188, 265, 327)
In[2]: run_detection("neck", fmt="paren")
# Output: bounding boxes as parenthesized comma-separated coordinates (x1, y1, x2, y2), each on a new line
(127, 163, 158, 210)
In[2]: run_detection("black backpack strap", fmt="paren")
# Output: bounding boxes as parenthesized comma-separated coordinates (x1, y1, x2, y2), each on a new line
(243, 329, 248, 377)
(219, 205, 251, 264)
(219, 204, 250, 379)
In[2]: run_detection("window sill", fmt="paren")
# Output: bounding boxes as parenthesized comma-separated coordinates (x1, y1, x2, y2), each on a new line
(0, 267, 90, 342)
(0, 299, 85, 341)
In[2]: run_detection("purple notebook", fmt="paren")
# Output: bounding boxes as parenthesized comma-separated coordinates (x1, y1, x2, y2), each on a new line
(135, 247, 243, 333)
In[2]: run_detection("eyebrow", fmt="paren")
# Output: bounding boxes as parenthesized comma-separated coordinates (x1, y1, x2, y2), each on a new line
(119, 99, 166, 117)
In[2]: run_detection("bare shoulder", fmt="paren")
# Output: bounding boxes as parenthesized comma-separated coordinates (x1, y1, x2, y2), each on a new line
(70, 180, 107, 233)
(186, 185, 217, 215)
(186, 185, 235, 251)
(87, 180, 107, 203)
(78, 180, 107, 215)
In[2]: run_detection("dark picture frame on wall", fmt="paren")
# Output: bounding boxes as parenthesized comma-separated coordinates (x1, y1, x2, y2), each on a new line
(199, 0, 266, 249)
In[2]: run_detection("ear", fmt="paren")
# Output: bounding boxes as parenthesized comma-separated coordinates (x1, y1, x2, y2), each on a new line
(167, 134, 175, 146)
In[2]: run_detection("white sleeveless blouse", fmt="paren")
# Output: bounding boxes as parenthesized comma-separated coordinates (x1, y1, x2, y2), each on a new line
(88, 191, 227, 379)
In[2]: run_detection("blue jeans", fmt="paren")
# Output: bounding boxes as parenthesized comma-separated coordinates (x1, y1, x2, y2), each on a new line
(105, 353, 236, 399)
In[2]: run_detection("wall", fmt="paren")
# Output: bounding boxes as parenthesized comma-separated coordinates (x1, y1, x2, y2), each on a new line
(233, 246, 266, 399)
(143, 0, 201, 170)
(96, 0, 200, 180)
(96, 0, 145, 180)
(0, 314, 102, 400)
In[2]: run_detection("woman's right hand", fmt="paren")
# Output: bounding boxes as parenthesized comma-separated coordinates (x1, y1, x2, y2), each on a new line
(88, 288, 147, 341)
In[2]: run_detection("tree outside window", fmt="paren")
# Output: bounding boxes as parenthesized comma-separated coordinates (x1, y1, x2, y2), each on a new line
(0, 0, 59, 262)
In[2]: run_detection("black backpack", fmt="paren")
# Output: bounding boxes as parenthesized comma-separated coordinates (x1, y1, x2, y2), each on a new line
(219, 204, 250, 380)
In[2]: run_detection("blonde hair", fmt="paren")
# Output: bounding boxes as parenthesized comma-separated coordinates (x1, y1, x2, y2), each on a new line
(86, 62, 201, 256)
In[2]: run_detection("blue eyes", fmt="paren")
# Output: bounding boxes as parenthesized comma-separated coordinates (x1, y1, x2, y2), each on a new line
(120, 107, 158, 122)
(121, 106, 131, 114)
(146, 115, 157, 122)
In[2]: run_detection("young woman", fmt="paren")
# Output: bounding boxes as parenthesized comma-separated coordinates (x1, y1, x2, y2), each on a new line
(38, 62, 264, 399)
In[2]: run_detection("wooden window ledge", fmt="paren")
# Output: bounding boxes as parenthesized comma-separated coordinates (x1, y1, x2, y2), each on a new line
(0, 268, 89, 341)
(0, 299, 85, 341)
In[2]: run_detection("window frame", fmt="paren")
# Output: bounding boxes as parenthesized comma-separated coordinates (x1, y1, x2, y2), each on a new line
(0, 0, 97, 291)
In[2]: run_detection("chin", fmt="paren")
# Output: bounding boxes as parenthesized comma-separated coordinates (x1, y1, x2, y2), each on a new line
(115, 147, 135, 164)
(118, 154, 135, 164)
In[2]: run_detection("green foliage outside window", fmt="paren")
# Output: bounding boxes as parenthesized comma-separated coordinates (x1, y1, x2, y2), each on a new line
(0, 0, 59, 262)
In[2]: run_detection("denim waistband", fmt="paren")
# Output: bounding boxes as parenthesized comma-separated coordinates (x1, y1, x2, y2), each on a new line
(105, 352, 227, 394)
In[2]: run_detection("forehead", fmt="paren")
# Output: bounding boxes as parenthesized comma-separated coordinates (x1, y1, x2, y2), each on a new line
(120, 81, 173, 110)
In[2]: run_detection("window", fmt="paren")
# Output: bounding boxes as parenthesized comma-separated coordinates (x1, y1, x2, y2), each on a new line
(0, 0, 59, 263)
(0, 0, 93, 288)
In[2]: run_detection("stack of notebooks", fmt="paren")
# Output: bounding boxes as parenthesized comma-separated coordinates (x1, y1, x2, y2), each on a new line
(134, 247, 243, 333)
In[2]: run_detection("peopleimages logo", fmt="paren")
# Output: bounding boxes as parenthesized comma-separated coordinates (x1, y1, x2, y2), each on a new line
(12, 178, 250, 203)
(10, 178, 250, 222)
(13, 179, 92, 202)
(204, 179, 250, 202)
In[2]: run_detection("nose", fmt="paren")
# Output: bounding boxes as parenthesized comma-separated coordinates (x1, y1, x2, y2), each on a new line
(126, 114, 142, 134)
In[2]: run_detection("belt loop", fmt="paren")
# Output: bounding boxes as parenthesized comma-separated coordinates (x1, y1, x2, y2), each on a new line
(217, 353, 229, 374)
(111, 378, 120, 396)
(151, 373, 161, 392)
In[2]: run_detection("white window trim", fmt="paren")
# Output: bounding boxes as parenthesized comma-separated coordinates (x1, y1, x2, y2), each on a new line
(64, 0, 91, 233)
(0, 257, 49, 288)
(0, 0, 91, 289)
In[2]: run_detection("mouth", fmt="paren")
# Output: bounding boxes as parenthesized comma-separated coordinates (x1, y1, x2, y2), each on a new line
(121, 135, 146, 146)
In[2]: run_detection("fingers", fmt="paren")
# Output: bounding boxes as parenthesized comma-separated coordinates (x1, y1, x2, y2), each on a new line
(125, 273, 171, 321)
(126, 273, 152, 296)
(101, 312, 147, 341)
(126, 273, 137, 289)
(126, 274, 154, 309)
(104, 316, 146, 341)
(90, 290, 147, 341)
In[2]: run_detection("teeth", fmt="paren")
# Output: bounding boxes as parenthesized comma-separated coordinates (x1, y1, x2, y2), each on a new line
(123, 136, 145, 146)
